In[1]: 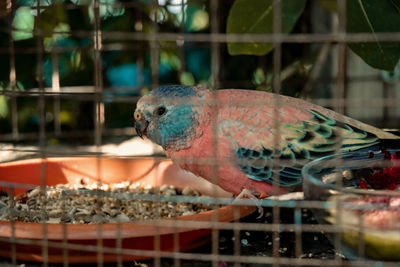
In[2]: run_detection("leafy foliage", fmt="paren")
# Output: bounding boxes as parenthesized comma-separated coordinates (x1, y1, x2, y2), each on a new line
(227, 0, 400, 71)
(1, 0, 399, 140)
(12, 7, 34, 40)
(0, 95, 8, 118)
(317, 0, 337, 12)
(347, 0, 400, 71)
(226, 0, 307, 55)
(0, 0, 215, 138)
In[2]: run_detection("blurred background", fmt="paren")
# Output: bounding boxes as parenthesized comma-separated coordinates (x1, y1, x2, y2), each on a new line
(0, 1, 400, 266)
(0, 0, 399, 148)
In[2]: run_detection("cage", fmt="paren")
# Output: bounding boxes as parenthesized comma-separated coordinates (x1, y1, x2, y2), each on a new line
(0, 0, 400, 266)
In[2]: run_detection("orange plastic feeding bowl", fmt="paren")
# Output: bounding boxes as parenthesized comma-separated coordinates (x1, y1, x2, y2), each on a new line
(0, 156, 255, 263)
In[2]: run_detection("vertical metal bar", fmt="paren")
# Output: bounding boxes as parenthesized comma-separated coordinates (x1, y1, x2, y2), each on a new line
(9, 187, 16, 266)
(257, 56, 267, 90)
(210, 1, 220, 266)
(133, 2, 144, 89)
(154, 159, 162, 267)
(294, 207, 303, 258)
(357, 211, 365, 259)
(10, 89, 18, 142)
(272, 0, 282, 266)
(150, 0, 160, 90)
(61, 190, 69, 267)
(137, 8, 145, 91)
(173, 219, 181, 267)
(177, 0, 186, 85)
(301, 43, 331, 98)
(137, 50, 145, 88)
(35, 1, 48, 266)
(173, 3, 186, 265)
(382, 81, 389, 126)
(336, 2, 347, 116)
(149, 2, 161, 266)
(116, 221, 123, 267)
(96, 197, 104, 267)
(334, 0, 347, 265)
(233, 222, 240, 267)
(51, 51, 61, 136)
(93, 0, 104, 266)
(210, 0, 219, 90)
(93, 0, 104, 149)
(8, 0, 18, 142)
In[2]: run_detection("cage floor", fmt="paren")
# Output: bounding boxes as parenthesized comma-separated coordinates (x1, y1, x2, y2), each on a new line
(0, 208, 337, 267)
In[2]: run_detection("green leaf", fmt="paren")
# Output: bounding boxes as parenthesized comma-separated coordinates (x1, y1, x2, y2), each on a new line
(390, 0, 400, 13)
(0, 95, 8, 119)
(185, 6, 209, 32)
(12, 7, 34, 40)
(180, 72, 195, 86)
(36, 3, 68, 38)
(347, 0, 400, 71)
(317, 0, 337, 12)
(226, 0, 307, 56)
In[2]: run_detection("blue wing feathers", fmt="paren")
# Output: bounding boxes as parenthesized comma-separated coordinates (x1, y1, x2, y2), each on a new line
(235, 147, 303, 187)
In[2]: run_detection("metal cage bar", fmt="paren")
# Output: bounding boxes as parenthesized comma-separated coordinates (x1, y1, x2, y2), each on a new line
(0, 1, 399, 266)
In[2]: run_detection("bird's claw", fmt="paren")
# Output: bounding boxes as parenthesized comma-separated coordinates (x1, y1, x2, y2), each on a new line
(234, 189, 265, 219)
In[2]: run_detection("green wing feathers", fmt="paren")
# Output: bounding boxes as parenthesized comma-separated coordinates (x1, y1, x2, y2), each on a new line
(232, 108, 383, 187)
(281, 109, 380, 160)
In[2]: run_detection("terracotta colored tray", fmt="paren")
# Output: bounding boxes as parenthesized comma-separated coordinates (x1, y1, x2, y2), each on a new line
(0, 157, 255, 263)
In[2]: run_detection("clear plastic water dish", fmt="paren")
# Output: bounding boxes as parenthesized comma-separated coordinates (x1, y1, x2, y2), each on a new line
(302, 150, 400, 261)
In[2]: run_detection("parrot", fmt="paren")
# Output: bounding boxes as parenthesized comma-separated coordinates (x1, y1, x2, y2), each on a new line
(133, 85, 399, 198)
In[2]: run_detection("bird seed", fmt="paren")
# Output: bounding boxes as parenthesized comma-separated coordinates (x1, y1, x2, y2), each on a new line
(0, 182, 213, 224)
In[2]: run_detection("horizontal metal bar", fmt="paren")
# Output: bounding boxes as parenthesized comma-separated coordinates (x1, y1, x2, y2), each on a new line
(2, 28, 400, 44)
(0, 127, 135, 141)
(0, 236, 396, 267)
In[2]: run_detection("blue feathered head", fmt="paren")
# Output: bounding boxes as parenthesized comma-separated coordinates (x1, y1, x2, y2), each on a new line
(133, 85, 207, 150)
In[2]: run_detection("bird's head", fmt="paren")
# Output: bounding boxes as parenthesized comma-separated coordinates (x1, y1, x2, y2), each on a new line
(133, 85, 209, 150)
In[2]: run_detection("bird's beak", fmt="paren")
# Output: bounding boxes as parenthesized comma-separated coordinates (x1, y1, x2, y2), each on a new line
(135, 120, 149, 138)
(133, 111, 149, 139)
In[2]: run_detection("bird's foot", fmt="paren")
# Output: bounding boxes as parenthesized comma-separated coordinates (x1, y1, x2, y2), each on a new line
(234, 189, 265, 219)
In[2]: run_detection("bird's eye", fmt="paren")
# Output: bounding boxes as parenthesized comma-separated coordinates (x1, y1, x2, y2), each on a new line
(134, 111, 143, 121)
(155, 106, 167, 116)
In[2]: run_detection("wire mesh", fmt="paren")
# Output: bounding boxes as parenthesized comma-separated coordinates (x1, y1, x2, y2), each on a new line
(0, 0, 400, 266)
